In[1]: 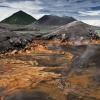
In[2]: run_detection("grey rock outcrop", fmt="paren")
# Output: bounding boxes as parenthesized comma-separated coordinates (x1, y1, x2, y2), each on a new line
(0, 28, 38, 53)
(42, 21, 99, 41)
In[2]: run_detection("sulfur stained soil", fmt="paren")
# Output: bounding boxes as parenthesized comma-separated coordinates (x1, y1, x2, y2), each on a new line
(0, 40, 100, 100)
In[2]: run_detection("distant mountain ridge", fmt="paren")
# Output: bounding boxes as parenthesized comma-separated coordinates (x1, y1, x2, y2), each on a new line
(33, 15, 76, 26)
(1, 10, 36, 25)
(26, 15, 76, 29)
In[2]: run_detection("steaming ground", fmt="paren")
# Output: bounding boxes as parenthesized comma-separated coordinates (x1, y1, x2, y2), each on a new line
(0, 40, 100, 100)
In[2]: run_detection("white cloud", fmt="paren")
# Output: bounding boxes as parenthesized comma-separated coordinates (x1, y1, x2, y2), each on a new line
(0, 7, 18, 21)
(0, 1, 45, 21)
(79, 11, 100, 16)
(0, 0, 100, 26)
(82, 20, 100, 26)
(0, 1, 43, 11)
(0, 7, 45, 21)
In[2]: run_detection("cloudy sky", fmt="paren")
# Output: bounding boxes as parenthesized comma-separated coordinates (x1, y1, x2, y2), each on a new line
(0, 0, 100, 26)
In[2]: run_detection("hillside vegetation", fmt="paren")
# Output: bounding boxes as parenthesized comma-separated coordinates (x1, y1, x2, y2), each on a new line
(1, 10, 36, 25)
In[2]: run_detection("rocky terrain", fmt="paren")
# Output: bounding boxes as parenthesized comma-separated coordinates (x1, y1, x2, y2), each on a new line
(0, 13, 100, 100)
(0, 27, 42, 53)
(0, 20, 99, 53)
(43, 21, 99, 42)
(0, 40, 100, 100)
(0, 21, 99, 49)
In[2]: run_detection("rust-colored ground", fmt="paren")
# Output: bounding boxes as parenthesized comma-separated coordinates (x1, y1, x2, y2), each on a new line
(0, 40, 100, 100)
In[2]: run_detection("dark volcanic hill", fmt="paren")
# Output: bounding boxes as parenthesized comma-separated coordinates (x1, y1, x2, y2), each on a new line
(27, 15, 76, 29)
(1, 10, 36, 25)
(35, 15, 76, 26)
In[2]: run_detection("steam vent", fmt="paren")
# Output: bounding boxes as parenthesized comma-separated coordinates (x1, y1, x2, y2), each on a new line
(0, 11, 100, 100)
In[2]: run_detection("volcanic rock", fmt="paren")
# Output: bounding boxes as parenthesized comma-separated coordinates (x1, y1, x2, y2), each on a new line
(0, 29, 17, 42)
(43, 21, 99, 41)
(0, 28, 39, 53)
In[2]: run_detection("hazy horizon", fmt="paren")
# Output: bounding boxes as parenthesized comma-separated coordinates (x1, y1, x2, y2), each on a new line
(0, 0, 100, 26)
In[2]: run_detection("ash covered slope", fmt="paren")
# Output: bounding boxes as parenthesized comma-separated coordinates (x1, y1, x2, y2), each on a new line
(0, 23, 37, 31)
(34, 15, 76, 26)
(1, 10, 36, 25)
(0, 23, 26, 31)
(43, 21, 98, 41)
(27, 15, 76, 29)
